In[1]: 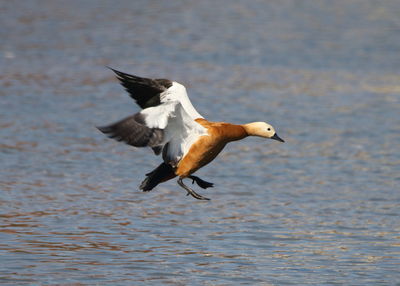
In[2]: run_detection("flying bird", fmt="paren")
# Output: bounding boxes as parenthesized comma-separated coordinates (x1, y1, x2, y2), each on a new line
(98, 68, 284, 200)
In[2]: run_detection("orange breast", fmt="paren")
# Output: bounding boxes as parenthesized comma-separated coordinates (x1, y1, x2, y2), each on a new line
(175, 135, 226, 177)
(175, 119, 247, 178)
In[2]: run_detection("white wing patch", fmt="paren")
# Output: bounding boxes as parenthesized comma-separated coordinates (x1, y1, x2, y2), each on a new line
(141, 101, 177, 129)
(139, 100, 208, 166)
(160, 82, 203, 119)
(163, 105, 207, 165)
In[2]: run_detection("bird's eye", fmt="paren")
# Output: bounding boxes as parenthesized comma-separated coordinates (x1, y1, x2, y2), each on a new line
(267, 128, 271, 131)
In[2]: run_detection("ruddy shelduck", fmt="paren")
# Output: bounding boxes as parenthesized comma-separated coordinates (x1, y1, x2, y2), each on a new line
(98, 68, 284, 200)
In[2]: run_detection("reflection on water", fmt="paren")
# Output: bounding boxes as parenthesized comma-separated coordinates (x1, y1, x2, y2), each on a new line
(1, 0, 400, 284)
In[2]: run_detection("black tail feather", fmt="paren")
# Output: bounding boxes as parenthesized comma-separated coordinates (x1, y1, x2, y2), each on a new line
(140, 163, 175, 192)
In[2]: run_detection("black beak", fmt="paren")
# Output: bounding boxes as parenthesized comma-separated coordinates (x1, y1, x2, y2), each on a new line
(271, 133, 285, 142)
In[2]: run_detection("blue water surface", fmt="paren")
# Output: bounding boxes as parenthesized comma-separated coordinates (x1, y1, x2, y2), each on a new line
(1, 1, 399, 285)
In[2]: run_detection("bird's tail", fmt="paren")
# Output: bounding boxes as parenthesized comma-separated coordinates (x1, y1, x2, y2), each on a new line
(139, 163, 176, 191)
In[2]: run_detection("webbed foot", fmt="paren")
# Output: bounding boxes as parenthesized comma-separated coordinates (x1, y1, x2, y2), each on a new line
(189, 175, 214, 189)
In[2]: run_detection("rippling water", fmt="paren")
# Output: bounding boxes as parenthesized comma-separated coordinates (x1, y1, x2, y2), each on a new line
(1, 0, 399, 285)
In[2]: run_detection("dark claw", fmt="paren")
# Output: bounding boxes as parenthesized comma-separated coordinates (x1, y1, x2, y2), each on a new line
(188, 175, 214, 189)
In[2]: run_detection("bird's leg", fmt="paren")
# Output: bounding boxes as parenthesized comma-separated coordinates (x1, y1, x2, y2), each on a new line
(177, 178, 210, 201)
(189, 175, 214, 189)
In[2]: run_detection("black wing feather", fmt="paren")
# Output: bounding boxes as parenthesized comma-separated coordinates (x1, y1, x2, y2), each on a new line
(108, 67, 173, 109)
(97, 113, 164, 149)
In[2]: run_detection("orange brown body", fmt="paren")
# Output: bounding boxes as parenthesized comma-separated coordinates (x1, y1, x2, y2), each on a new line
(176, 119, 247, 177)
(98, 68, 284, 200)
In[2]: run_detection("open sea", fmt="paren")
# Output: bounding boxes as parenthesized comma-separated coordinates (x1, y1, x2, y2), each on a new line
(1, 0, 399, 285)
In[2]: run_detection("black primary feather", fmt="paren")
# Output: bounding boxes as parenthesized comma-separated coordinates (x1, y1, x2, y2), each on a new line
(97, 113, 164, 148)
(108, 67, 173, 109)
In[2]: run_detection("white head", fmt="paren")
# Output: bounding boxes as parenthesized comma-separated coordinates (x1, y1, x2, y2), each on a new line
(243, 122, 284, 142)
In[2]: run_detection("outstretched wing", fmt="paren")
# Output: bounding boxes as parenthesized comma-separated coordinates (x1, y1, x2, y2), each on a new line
(109, 67, 172, 109)
(97, 101, 207, 163)
(109, 68, 203, 119)
(97, 113, 164, 151)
